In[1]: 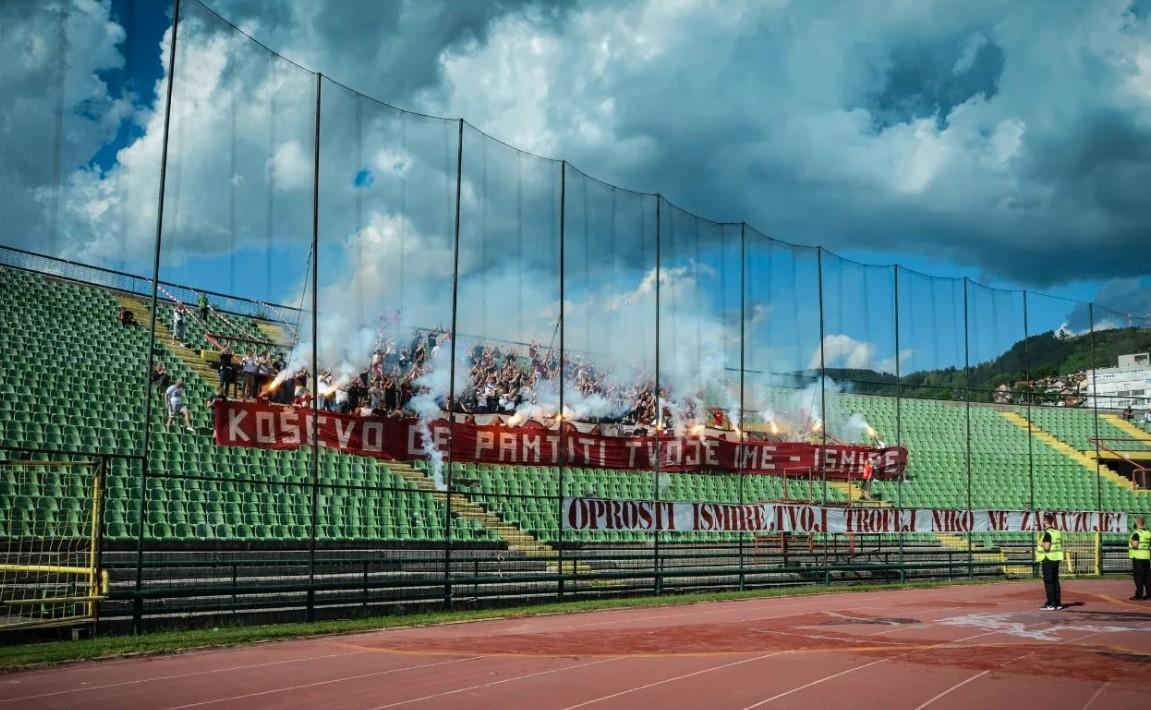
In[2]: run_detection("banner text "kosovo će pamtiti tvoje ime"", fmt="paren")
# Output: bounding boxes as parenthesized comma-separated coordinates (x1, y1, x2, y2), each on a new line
(213, 400, 907, 478)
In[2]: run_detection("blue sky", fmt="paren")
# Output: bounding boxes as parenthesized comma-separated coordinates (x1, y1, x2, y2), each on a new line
(88, 0, 168, 173)
(3, 0, 1150, 374)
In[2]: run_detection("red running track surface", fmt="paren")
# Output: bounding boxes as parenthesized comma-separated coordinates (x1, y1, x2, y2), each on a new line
(2, 580, 1150, 709)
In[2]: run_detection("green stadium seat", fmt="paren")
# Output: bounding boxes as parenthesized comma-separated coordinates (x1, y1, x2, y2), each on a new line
(5, 265, 1149, 556)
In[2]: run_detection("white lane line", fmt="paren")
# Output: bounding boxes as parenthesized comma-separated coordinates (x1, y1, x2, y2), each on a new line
(911, 670, 990, 710)
(548, 598, 1019, 709)
(1081, 681, 1110, 710)
(158, 655, 484, 709)
(749, 627, 915, 646)
(862, 603, 1005, 637)
(558, 651, 788, 710)
(915, 629, 1118, 710)
(741, 657, 891, 709)
(0, 649, 369, 703)
(823, 610, 878, 624)
(348, 582, 996, 644)
(530, 592, 921, 633)
(366, 656, 623, 709)
(738, 629, 1002, 709)
(0, 590, 970, 705)
(0, 640, 325, 679)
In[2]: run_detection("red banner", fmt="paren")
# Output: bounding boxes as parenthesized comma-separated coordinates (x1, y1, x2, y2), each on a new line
(212, 401, 907, 478)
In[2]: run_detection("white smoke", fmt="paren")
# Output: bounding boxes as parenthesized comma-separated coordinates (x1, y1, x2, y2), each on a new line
(844, 412, 877, 444)
(506, 375, 633, 426)
(409, 340, 472, 491)
(753, 376, 875, 444)
(662, 343, 741, 435)
(408, 395, 445, 491)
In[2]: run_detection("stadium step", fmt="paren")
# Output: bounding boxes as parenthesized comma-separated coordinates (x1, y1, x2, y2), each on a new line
(255, 321, 293, 349)
(1100, 414, 1151, 448)
(826, 481, 890, 507)
(933, 532, 1011, 575)
(381, 461, 609, 581)
(998, 411, 1147, 494)
(116, 295, 219, 386)
(1003, 564, 1034, 576)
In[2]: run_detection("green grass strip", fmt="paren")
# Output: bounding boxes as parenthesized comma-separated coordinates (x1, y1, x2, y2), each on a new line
(0, 577, 1041, 672)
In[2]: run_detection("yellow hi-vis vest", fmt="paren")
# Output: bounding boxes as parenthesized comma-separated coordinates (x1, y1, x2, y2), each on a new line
(1036, 528, 1064, 562)
(1130, 529, 1151, 560)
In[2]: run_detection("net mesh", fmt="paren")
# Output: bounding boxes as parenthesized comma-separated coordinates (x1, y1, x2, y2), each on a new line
(0, 457, 104, 630)
(5, 0, 1151, 629)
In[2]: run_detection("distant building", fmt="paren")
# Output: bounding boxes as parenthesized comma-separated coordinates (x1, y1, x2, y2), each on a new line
(1016, 370, 1088, 407)
(1085, 352, 1151, 411)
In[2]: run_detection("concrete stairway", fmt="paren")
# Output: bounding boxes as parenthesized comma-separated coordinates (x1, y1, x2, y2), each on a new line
(998, 411, 1144, 494)
(819, 433, 1021, 576)
(256, 321, 294, 349)
(382, 461, 601, 578)
(830, 480, 1007, 574)
(1101, 414, 1151, 448)
(827, 480, 891, 507)
(117, 295, 218, 385)
(932, 532, 1017, 575)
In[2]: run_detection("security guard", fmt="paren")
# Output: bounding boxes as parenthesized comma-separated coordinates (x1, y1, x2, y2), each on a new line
(1129, 516, 1151, 600)
(1036, 512, 1064, 610)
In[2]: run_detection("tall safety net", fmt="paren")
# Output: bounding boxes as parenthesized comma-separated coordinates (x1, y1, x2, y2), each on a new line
(562, 168, 658, 595)
(138, 1, 319, 622)
(5, 0, 1151, 631)
(451, 123, 561, 601)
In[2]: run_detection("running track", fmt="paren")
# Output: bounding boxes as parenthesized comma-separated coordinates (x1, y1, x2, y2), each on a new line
(3, 580, 1150, 709)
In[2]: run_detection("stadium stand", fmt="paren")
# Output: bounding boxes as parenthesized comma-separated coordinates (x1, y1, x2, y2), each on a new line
(0, 266, 478, 545)
(3, 262, 1151, 627)
(1029, 406, 1150, 452)
(843, 394, 1151, 513)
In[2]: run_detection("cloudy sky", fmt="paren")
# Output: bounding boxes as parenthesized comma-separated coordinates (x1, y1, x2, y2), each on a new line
(2, 0, 1150, 375)
(205, 0, 1151, 297)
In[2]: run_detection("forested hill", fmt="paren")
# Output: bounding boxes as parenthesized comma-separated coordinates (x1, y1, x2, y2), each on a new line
(824, 327, 1151, 401)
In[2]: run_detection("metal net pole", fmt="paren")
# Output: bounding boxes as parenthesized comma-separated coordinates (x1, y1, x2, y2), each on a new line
(134, 0, 182, 633)
(305, 72, 323, 621)
(443, 118, 465, 609)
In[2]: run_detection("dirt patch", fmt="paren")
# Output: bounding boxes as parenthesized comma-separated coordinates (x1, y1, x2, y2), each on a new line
(897, 600, 998, 609)
(361, 614, 904, 656)
(901, 643, 1151, 683)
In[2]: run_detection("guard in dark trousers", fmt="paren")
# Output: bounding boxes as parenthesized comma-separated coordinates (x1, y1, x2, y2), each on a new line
(1036, 513, 1064, 610)
(1129, 516, 1151, 600)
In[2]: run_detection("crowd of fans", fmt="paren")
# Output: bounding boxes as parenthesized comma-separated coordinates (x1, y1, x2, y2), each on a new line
(139, 306, 678, 430)
(136, 296, 1151, 441)
(274, 330, 672, 428)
